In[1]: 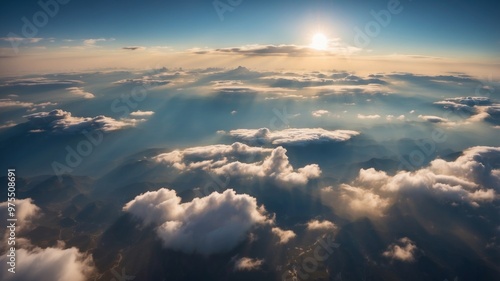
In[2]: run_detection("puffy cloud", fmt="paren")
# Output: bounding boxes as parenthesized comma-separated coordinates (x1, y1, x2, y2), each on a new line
(386, 114, 406, 121)
(233, 257, 265, 271)
(123, 188, 271, 255)
(228, 128, 359, 146)
(0, 198, 40, 234)
(305, 219, 337, 231)
(0, 246, 95, 281)
(66, 87, 95, 99)
(130, 110, 155, 117)
(337, 184, 391, 218)
(357, 114, 381, 120)
(271, 227, 296, 244)
(23, 109, 139, 133)
(322, 146, 499, 220)
(83, 38, 113, 46)
(153, 143, 321, 186)
(312, 110, 329, 117)
(382, 237, 418, 262)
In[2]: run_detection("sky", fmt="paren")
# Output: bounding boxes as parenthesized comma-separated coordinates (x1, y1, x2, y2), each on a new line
(0, 1, 499, 281)
(0, 0, 499, 75)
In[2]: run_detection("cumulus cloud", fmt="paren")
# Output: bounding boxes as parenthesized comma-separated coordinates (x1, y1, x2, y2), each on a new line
(271, 227, 296, 244)
(322, 146, 500, 219)
(130, 110, 155, 117)
(0, 246, 95, 281)
(357, 114, 381, 120)
(312, 110, 330, 117)
(233, 257, 265, 271)
(23, 109, 139, 133)
(123, 188, 271, 255)
(153, 142, 321, 186)
(382, 237, 418, 262)
(306, 219, 337, 231)
(0, 198, 40, 234)
(66, 87, 95, 99)
(228, 128, 360, 146)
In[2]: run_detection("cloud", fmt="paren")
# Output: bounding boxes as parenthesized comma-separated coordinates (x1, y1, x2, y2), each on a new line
(0, 99, 57, 113)
(212, 146, 321, 186)
(418, 115, 449, 123)
(0, 99, 34, 108)
(23, 109, 139, 133)
(0, 37, 43, 43)
(66, 87, 95, 99)
(312, 110, 329, 117)
(357, 114, 381, 120)
(83, 38, 113, 46)
(233, 257, 265, 271)
(122, 46, 146, 51)
(0, 198, 40, 234)
(1, 78, 83, 87)
(130, 110, 155, 117)
(305, 219, 337, 231)
(153, 143, 321, 186)
(271, 227, 296, 244)
(113, 77, 171, 86)
(321, 146, 500, 219)
(382, 237, 418, 262)
(227, 128, 360, 146)
(123, 188, 271, 255)
(0, 246, 95, 281)
(191, 42, 361, 57)
(386, 114, 406, 121)
(336, 184, 391, 218)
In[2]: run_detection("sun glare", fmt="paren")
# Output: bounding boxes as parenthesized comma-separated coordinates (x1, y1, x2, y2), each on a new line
(311, 33, 328, 50)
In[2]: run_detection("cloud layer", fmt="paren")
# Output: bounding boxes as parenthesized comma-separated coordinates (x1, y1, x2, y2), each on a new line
(227, 128, 360, 146)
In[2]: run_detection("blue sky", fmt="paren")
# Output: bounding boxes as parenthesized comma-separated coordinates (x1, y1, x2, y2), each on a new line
(1, 0, 499, 58)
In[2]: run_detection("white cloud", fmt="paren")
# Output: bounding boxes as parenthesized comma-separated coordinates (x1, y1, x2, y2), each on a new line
(418, 115, 449, 123)
(382, 237, 418, 262)
(233, 257, 265, 271)
(130, 110, 155, 117)
(123, 188, 271, 255)
(306, 219, 336, 231)
(357, 114, 381, 120)
(0, 198, 40, 234)
(321, 146, 500, 220)
(0, 37, 43, 43)
(0, 246, 95, 281)
(312, 110, 329, 117)
(66, 87, 95, 99)
(83, 38, 113, 47)
(23, 109, 140, 133)
(271, 227, 296, 244)
(153, 143, 321, 186)
(228, 128, 359, 146)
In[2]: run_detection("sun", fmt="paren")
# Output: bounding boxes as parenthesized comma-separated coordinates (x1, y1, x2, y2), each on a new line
(311, 33, 329, 50)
